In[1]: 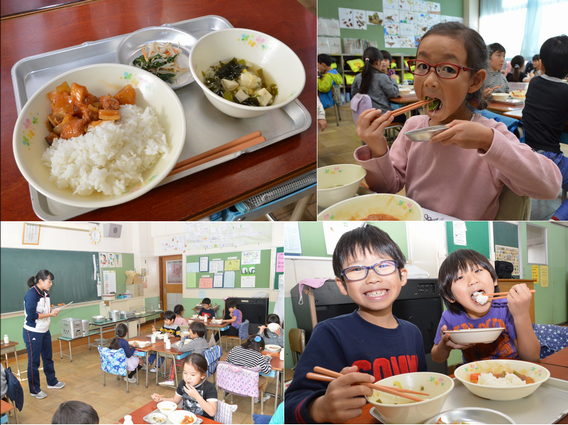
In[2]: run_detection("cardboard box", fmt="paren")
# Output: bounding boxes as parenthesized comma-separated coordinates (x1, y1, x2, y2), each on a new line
(125, 270, 143, 285)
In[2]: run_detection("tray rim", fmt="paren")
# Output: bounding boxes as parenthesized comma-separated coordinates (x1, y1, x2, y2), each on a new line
(12, 14, 311, 221)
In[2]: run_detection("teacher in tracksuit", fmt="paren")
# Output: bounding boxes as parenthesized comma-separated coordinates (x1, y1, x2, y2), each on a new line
(23, 270, 65, 399)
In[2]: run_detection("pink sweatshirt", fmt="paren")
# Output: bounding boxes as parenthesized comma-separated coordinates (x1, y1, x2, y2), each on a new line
(354, 113, 561, 220)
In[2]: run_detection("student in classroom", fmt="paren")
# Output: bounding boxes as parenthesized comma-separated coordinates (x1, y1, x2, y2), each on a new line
(214, 300, 242, 342)
(151, 354, 218, 420)
(431, 249, 540, 364)
(173, 304, 189, 326)
(160, 321, 209, 387)
(284, 225, 427, 424)
(108, 323, 143, 383)
(226, 335, 273, 403)
(317, 53, 344, 109)
(198, 298, 215, 319)
(354, 22, 561, 220)
(51, 400, 99, 424)
(148, 310, 181, 372)
(522, 34, 568, 221)
(257, 314, 283, 347)
(482, 42, 510, 98)
(506, 55, 530, 82)
(527, 54, 543, 78)
(379, 50, 399, 81)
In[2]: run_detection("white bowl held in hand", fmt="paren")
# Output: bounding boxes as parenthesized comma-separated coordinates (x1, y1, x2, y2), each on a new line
(13, 63, 186, 209)
(454, 359, 550, 401)
(443, 327, 504, 344)
(366, 372, 454, 424)
(267, 323, 280, 333)
(318, 194, 424, 221)
(189, 28, 306, 118)
(317, 164, 367, 209)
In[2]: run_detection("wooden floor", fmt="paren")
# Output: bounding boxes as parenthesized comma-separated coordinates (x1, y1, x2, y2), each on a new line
(4, 323, 279, 424)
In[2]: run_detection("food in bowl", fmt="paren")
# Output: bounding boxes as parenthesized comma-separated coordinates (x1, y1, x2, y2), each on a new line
(157, 401, 177, 415)
(318, 194, 424, 221)
(203, 58, 278, 107)
(360, 213, 399, 221)
(168, 410, 196, 424)
(146, 412, 166, 424)
(510, 89, 527, 98)
(491, 92, 510, 101)
(133, 41, 188, 83)
(265, 344, 281, 352)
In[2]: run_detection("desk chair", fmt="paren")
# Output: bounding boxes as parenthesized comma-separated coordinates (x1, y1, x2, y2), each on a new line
(288, 328, 305, 367)
(214, 400, 238, 424)
(329, 85, 343, 126)
(203, 345, 223, 378)
(224, 320, 249, 352)
(494, 185, 532, 220)
(98, 346, 138, 393)
(216, 361, 267, 415)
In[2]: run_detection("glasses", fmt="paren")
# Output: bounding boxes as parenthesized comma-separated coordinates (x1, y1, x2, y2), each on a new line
(341, 260, 398, 282)
(407, 59, 478, 79)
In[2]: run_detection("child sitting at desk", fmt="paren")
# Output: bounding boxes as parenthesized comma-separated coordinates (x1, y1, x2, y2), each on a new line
(108, 323, 143, 383)
(160, 321, 209, 387)
(431, 249, 540, 364)
(198, 298, 215, 319)
(506, 55, 530, 82)
(258, 314, 283, 347)
(214, 300, 242, 342)
(522, 35, 568, 221)
(52, 400, 99, 424)
(148, 311, 181, 373)
(152, 354, 218, 420)
(482, 42, 510, 98)
(173, 304, 188, 327)
(284, 224, 427, 424)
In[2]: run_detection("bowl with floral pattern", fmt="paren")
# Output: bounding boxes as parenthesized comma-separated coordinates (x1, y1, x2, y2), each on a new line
(189, 28, 306, 118)
(317, 164, 367, 209)
(317, 194, 424, 221)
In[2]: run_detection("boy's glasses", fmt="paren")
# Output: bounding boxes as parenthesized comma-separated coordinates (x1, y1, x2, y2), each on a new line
(341, 260, 398, 281)
(407, 59, 478, 79)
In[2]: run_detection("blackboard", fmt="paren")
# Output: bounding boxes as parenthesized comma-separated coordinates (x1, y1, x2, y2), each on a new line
(446, 222, 490, 258)
(493, 222, 519, 248)
(186, 250, 271, 289)
(1, 248, 99, 313)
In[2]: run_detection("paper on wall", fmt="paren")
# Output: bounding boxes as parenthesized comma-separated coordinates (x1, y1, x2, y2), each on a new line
(284, 222, 302, 254)
(453, 222, 467, 246)
(103, 270, 116, 294)
(338, 8, 353, 29)
(199, 276, 213, 288)
(213, 273, 224, 288)
(187, 262, 199, 273)
(242, 250, 261, 265)
(199, 257, 209, 272)
(224, 271, 235, 288)
(366, 11, 383, 25)
(241, 276, 256, 288)
(186, 273, 197, 288)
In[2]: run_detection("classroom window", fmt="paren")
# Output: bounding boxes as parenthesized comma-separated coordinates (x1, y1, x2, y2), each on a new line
(526, 224, 547, 265)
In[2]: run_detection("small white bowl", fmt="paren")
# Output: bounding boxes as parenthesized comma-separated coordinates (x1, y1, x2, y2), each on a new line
(454, 359, 550, 401)
(189, 28, 306, 118)
(491, 92, 510, 101)
(156, 401, 177, 416)
(267, 323, 280, 333)
(12, 63, 186, 209)
(443, 327, 504, 345)
(424, 408, 515, 424)
(116, 26, 197, 89)
(367, 372, 454, 424)
(265, 344, 281, 352)
(398, 88, 412, 95)
(318, 194, 424, 221)
(144, 412, 167, 424)
(318, 164, 367, 209)
(168, 410, 197, 424)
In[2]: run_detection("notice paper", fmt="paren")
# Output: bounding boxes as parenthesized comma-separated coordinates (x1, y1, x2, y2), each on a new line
(224, 271, 235, 288)
(103, 270, 116, 294)
(199, 257, 209, 272)
(213, 273, 224, 288)
(276, 252, 284, 273)
(225, 259, 240, 271)
(241, 276, 256, 288)
(187, 262, 199, 273)
(453, 222, 467, 246)
(186, 273, 197, 288)
(199, 276, 213, 288)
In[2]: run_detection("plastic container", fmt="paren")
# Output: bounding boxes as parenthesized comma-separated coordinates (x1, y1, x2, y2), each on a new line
(123, 415, 133, 425)
(3, 335, 9, 344)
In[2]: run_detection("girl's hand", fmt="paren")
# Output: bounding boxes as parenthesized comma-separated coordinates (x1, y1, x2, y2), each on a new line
(258, 326, 267, 333)
(151, 393, 163, 402)
(131, 341, 138, 347)
(51, 310, 60, 317)
(183, 384, 200, 399)
(152, 326, 156, 332)
(318, 118, 328, 132)
(430, 120, 494, 152)
(506, 284, 532, 319)
(356, 109, 393, 158)
(440, 325, 474, 350)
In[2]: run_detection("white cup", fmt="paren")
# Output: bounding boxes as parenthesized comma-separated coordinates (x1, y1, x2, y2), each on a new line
(151, 334, 156, 344)
(204, 316, 208, 323)
(165, 340, 171, 350)
(164, 333, 169, 341)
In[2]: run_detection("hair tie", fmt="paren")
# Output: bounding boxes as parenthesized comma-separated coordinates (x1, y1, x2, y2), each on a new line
(365, 58, 369, 62)
(514, 64, 520, 69)
(254, 336, 262, 342)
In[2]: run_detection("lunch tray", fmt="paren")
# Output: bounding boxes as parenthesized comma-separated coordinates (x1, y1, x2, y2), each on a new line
(492, 98, 525, 105)
(11, 15, 311, 221)
(143, 409, 203, 424)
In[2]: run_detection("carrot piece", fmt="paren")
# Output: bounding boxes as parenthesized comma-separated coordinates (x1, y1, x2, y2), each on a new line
(142, 46, 148, 61)
(470, 373, 481, 383)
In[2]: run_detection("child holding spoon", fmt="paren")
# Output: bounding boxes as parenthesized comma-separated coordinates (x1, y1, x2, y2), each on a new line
(431, 249, 540, 364)
(354, 22, 561, 220)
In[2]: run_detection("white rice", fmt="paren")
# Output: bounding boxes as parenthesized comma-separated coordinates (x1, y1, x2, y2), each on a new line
(41, 104, 168, 196)
(477, 372, 527, 386)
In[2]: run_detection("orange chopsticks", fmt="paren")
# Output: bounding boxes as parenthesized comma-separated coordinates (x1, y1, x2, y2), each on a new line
(168, 131, 266, 177)
(310, 366, 428, 402)
(488, 290, 535, 300)
(391, 98, 435, 117)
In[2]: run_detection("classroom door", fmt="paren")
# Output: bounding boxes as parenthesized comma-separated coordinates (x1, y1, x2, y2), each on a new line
(159, 255, 183, 312)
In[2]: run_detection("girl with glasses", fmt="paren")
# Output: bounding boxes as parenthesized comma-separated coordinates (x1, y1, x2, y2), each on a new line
(354, 22, 561, 220)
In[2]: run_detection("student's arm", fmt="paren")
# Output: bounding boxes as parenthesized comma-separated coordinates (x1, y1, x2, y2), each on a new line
(379, 74, 399, 98)
(174, 326, 181, 337)
(183, 384, 217, 418)
(151, 392, 182, 404)
(431, 320, 472, 363)
(508, 284, 540, 362)
(318, 73, 333, 93)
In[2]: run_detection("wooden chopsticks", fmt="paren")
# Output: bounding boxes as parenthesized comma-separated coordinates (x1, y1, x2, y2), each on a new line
(487, 290, 535, 300)
(309, 366, 428, 402)
(167, 131, 266, 177)
(391, 98, 435, 117)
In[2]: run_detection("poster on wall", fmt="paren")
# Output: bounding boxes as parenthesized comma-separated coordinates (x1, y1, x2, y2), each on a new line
(199, 276, 213, 288)
(352, 9, 367, 30)
(241, 276, 256, 288)
(241, 250, 261, 265)
(398, 0, 413, 11)
(108, 253, 115, 268)
(99, 252, 107, 268)
(383, 8, 399, 23)
(366, 11, 383, 25)
(115, 253, 122, 268)
(383, 0, 399, 10)
(338, 8, 353, 29)
(495, 245, 520, 276)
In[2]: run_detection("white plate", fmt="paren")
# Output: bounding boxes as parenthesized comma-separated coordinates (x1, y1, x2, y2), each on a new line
(443, 327, 504, 344)
(265, 344, 281, 352)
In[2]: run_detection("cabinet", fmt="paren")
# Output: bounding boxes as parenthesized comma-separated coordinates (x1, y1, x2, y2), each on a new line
(498, 279, 536, 323)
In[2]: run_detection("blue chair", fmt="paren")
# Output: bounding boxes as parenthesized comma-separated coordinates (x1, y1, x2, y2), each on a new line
(98, 346, 138, 393)
(479, 110, 524, 143)
(203, 344, 222, 378)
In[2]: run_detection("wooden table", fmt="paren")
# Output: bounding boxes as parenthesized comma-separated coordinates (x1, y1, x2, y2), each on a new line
(152, 338, 191, 388)
(486, 101, 524, 114)
(0, 0, 316, 221)
(118, 400, 220, 424)
(0, 341, 20, 379)
(389, 93, 419, 105)
(541, 346, 568, 368)
(128, 336, 157, 388)
(261, 349, 284, 411)
(0, 399, 16, 424)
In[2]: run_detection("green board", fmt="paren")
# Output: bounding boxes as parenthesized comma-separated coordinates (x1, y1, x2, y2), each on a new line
(186, 250, 271, 289)
(446, 222, 490, 258)
(1, 248, 99, 313)
(493, 222, 519, 248)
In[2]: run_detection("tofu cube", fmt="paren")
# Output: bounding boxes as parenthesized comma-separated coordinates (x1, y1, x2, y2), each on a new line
(255, 88, 273, 107)
(234, 89, 249, 103)
(221, 79, 239, 92)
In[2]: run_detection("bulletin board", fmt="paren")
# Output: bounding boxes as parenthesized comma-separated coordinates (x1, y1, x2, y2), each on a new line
(274, 247, 284, 290)
(445, 222, 491, 258)
(185, 249, 271, 289)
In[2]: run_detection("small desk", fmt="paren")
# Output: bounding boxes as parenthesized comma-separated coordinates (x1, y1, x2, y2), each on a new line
(57, 330, 100, 362)
(261, 350, 284, 411)
(152, 338, 191, 388)
(119, 401, 220, 424)
(128, 337, 156, 389)
(1, 399, 16, 424)
(0, 342, 20, 379)
(540, 346, 568, 368)
(486, 101, 524, 114)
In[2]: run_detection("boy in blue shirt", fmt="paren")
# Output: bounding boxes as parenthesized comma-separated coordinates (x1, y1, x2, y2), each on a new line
(198, 298, 216, 319)
(285, 224, 427, 424)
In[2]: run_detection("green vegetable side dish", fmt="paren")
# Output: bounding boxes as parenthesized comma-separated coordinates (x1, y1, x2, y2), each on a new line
(424, 97, 441, 112)
(132, 42, 187, 83)
(203, 58, 278, 107)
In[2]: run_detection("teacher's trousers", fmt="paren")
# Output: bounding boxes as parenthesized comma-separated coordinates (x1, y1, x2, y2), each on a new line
(23, 328, 58, 394)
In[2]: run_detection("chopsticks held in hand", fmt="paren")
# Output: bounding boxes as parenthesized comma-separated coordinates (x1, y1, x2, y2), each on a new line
(168, 131, 266, 177)
(390, 98, 435, 117)
(309, 366, 428, 402)
(488, 290, 535, 300)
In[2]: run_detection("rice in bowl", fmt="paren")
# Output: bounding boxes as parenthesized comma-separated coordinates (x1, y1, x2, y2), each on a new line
(41, 104, 168, 196)
(477, 372, 526, 387)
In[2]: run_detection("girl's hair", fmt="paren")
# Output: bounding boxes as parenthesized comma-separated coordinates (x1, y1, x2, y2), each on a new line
(183, 353, 208, 376)
(359, 47, 383, 94)
(332, 224, 407, 283)
(263, 314, 281, 338)
(52, 400, 99, 424)
(510, 55, 525, 82)
(226, 300, 239, 310)
(242, 335, 265, 352)
(380, 50, 393, 62)
(532, 54, 540, 62)
(27, 270, 54, 288)
(438, 249, 499, 315)
(163, 310, 176, 321)
(488, 42, 506, 56)
(540, 35, 568, 79)
(189, 321, 206, 338)
(108, 323, 128, 350)
(421, 22, 489, 110)
(173, 304, 184, 316)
